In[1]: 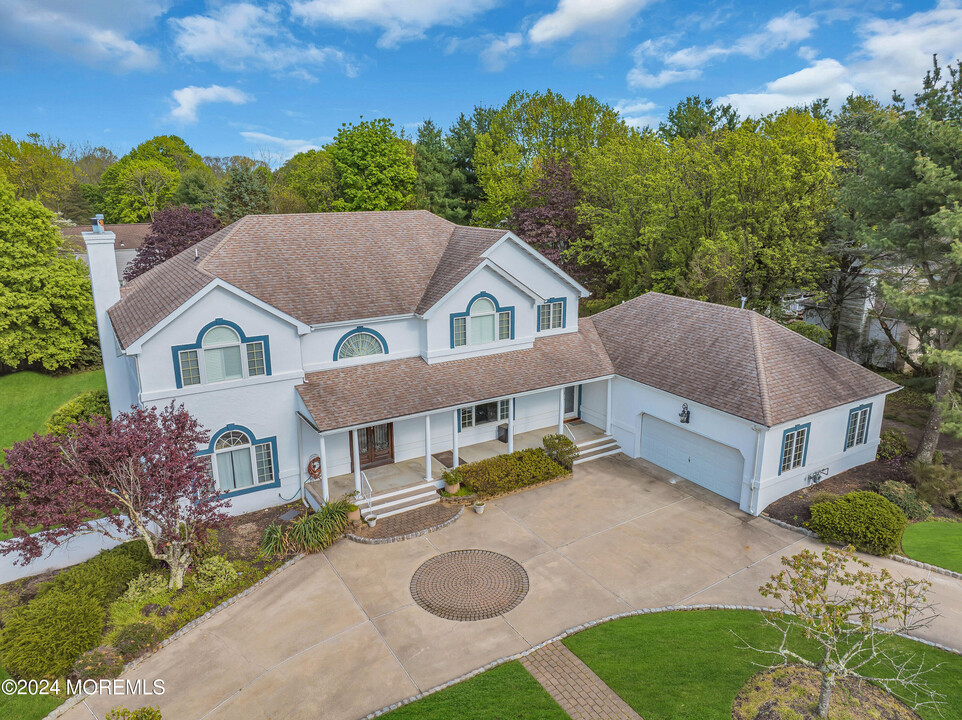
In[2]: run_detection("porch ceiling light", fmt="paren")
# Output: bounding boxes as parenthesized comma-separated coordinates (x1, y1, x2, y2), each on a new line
(679, 403, 691, 424)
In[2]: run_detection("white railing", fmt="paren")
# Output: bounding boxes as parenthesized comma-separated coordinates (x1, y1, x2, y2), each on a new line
(563, 423, 577, 445)
(361, 470, 374, 510)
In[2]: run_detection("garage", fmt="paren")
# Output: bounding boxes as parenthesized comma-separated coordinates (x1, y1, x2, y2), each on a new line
(640, 416, 744, 502)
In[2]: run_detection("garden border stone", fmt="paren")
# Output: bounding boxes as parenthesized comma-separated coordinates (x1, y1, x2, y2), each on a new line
(345, 507, 464, 545)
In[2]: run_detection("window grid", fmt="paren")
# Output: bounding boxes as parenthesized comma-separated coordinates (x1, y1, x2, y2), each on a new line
(499, 399, 510, 421)
(498, 311, 511, 340)
(551, 302, 563, 328)
(453, 317, 467, 347)
(845, 407, 870, 449)
(337, 332, 384, 360)
(781, 428, 807, 473)
(539, 304, 551, 330)
(179, 350, 201, 386)
(460, 407, 474, 428)
(540, 301, 564, 330)
(246, 342, 266, 376)
(255, 443, 274, 485)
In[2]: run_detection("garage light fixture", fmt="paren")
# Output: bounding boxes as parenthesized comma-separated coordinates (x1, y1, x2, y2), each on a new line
(679, 403, 690, 424)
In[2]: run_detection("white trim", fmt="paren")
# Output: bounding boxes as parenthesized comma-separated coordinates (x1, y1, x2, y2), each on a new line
(139, 369, 304, 403)
(310, 313, 415, 330)
(482, 231, 591, 297)
(123, 279, 311, 354)
(420, 259, 543, 319)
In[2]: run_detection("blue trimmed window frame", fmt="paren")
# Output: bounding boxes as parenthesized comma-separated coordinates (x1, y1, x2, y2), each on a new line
(449, 291, 515, 349)
(333, 326, 390, 361)
(779, 422, 811, 475)
(171, 318, 272, 389)
(844, 403, 873, 451)
(197, 424, 280, 497)
(537, 296, 567, 331)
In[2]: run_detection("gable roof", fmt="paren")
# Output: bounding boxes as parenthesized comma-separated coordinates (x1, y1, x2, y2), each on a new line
(107, 211, 512, 349)
(297, 318, 614, 432)
(590, 292, 899, 427)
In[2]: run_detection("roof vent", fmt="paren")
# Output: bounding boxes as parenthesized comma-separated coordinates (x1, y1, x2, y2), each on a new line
(90, 214, 105, 233)
(194, 248, 199, 262)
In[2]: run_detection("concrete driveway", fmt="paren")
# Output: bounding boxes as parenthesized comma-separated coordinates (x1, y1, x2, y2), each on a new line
(64, 455, 962, 720)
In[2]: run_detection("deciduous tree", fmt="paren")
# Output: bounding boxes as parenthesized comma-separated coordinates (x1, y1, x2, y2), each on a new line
(0, 404, 231, 589)
(329, 118, 417, 212)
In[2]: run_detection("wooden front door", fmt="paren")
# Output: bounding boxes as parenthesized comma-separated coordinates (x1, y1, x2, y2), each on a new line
(353, 423, 394, 470)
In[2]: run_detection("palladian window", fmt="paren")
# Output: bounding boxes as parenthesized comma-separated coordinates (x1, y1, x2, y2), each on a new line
(453, 296, 512, 347)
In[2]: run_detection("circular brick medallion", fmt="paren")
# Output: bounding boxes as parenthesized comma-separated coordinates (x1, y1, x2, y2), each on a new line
(410, 549, 529, 621)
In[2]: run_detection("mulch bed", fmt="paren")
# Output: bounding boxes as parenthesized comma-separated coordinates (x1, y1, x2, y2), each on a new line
(216, 501, 302, 560)
(733, 666, 920, 720)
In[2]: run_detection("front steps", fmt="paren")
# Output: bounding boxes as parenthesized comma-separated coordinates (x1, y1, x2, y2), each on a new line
(359, 481, 440, 521)
(573, 433, 621, 465)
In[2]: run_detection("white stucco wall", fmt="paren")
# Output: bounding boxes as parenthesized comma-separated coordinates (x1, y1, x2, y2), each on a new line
(301, 316, 422, 372)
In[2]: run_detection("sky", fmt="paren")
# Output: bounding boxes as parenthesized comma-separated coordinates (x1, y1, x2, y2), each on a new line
(0, 0, 960, 162)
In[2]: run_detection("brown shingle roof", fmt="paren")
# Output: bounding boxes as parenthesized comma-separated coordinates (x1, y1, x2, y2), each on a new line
(297, 319, 614, 432)
(590, 293, 899, 427)
(62, 223, 151, 252)
(106, 211, 509, 348)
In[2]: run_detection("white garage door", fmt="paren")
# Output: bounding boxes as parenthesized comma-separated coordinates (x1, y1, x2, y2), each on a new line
(640, 416, 744, 502)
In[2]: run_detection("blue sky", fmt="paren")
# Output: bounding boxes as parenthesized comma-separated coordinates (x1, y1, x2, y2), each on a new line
(0, 0, 959, 162)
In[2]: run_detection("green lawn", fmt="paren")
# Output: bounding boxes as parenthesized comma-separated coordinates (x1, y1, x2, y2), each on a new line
(0, 667, 63, 720)
(382, 661, 568, 720)
(902, 522, 962, 574)
(563, 610, 962, 720)
(0, 369, 106, 455)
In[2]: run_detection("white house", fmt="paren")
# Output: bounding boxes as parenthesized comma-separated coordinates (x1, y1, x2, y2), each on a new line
(84, 210, 898, 519)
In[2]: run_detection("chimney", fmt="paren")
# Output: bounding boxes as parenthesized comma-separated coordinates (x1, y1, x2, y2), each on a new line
(83, 215, 123, 415)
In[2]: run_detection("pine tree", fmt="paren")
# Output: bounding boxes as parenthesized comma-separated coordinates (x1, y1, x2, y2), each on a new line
(217, 163, 270, 223)
(446, 107, 493, 224)
(414, 120, 464, 222)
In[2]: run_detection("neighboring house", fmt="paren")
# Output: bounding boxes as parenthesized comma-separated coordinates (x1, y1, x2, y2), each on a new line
(62, 222, 150, 281)
(83, 211, 898, 519)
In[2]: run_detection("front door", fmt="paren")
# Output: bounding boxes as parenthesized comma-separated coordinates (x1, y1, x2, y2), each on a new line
(564, 385, 579, 419)
(353, 423, 394, 470)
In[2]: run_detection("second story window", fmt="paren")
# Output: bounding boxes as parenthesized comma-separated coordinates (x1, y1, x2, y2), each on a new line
(175, 321, 271, 388)
(337, 332, 384, 359)
(539, 300, 565, 331)
(453, 295, 512, 347)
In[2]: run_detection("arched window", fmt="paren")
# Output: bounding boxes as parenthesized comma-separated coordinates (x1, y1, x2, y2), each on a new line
(337, 332, 385, 360)
(203, 326, 243, 383)
(469, 297, 497, 344)
(210, 429, 275, 492)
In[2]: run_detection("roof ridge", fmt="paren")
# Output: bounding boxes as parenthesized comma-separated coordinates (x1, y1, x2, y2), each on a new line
(748, 312, 774, 426)
(196, 219, 244, 275)
(414, 223, 461, 312)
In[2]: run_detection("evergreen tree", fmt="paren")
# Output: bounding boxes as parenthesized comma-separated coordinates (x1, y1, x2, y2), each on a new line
(414, 120, 464, 222)
(217, 163, 270, 223)
(446, 106, 493, 224)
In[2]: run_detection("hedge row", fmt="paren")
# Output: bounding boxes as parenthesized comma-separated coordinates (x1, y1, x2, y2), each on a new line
(442, 448, 567, 498)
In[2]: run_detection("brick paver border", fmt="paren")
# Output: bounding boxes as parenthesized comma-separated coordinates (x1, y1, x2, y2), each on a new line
(521, 641, 643, 720)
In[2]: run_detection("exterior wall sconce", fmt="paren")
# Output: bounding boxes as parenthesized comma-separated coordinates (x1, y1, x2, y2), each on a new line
(679, 403, 690, 424)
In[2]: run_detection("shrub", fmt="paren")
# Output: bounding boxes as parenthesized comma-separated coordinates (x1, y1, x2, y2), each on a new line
(114, 622, 161, 659)
(121, 572, 169, 603)
(932, 450, 945, 465)
(542, 433, 580, 471)
(877, 481, 933, 520)
(911, 462, 962, 507)
(106, 707, 163, 720)
(786, 320, 830, 346)
(807, 489, 837, 508)
(46, 389, 111, 435)
(260, 498, 350, 556)
(0, 589, 103, 678)
(191, 556, 238, 594)
(73, 646, 124, 680)
(876, 429, 910, 461)
(448, 448, 567, 498)
(40, 542, 154, 606)
(809, 491, 907, 556)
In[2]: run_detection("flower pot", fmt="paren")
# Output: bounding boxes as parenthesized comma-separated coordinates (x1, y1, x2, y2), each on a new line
(367, 516, 377, 528)
(347, 507, 361, 522)
(444, 481, 460, 494)
(474, 502, 485, 515)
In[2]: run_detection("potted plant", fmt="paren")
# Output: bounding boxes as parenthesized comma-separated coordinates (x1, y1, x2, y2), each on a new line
(473, 500, 485, 515)
(443, 469, 461, 495)
(347, 504, 361, 522)
(366, 515, 377, 528)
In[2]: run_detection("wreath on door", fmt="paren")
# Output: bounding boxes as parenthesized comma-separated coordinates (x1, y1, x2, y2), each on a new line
(307, 455, 322, 479)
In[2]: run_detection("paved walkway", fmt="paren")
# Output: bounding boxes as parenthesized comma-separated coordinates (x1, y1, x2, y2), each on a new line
(521, 641, 643, 720)
(61, 455, 962, 720)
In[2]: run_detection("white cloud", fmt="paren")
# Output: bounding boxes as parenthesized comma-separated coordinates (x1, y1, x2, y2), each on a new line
(628, 39, 701, 88)
(528, 0, 652, 44)
(290, 0, 501, 49)
(170, 3, 358, 79)
(613, 98, 659, 128)
(479, 33, 523, 72)
(170, 85, 253, 124)
(239, 131, 325, 161)
(719, 2, 962, 116)
(0, 0, 164, 71)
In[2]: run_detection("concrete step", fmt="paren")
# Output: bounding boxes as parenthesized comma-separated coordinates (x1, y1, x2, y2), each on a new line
(573, 448, 622, 465)
(360, 482, 440, 520)
(574, 439, 621, 465)
(576, 435, 614, 449)
(361, 493, 440, 521)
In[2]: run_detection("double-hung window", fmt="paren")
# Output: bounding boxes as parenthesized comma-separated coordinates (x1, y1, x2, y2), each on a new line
(539, 300, 564, 330)
(780, 425, 809, 474)
(460, 399, 511, 429)
(845, 406, 871, 450)
(178, 325, 268, 386)
(211, 430, 275, 492)
(453, 297, 512, 347)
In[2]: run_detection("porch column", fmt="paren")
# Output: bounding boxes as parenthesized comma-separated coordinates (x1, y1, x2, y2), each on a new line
(424, 414, 432, 482)
(558, 387, 565, 433)
(507, 398, 515, 452)
(452, 409, 460, 468)
(605, 378, 613, 435)
(319, 434, 330, 502)
(352, 430, 362, 495)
